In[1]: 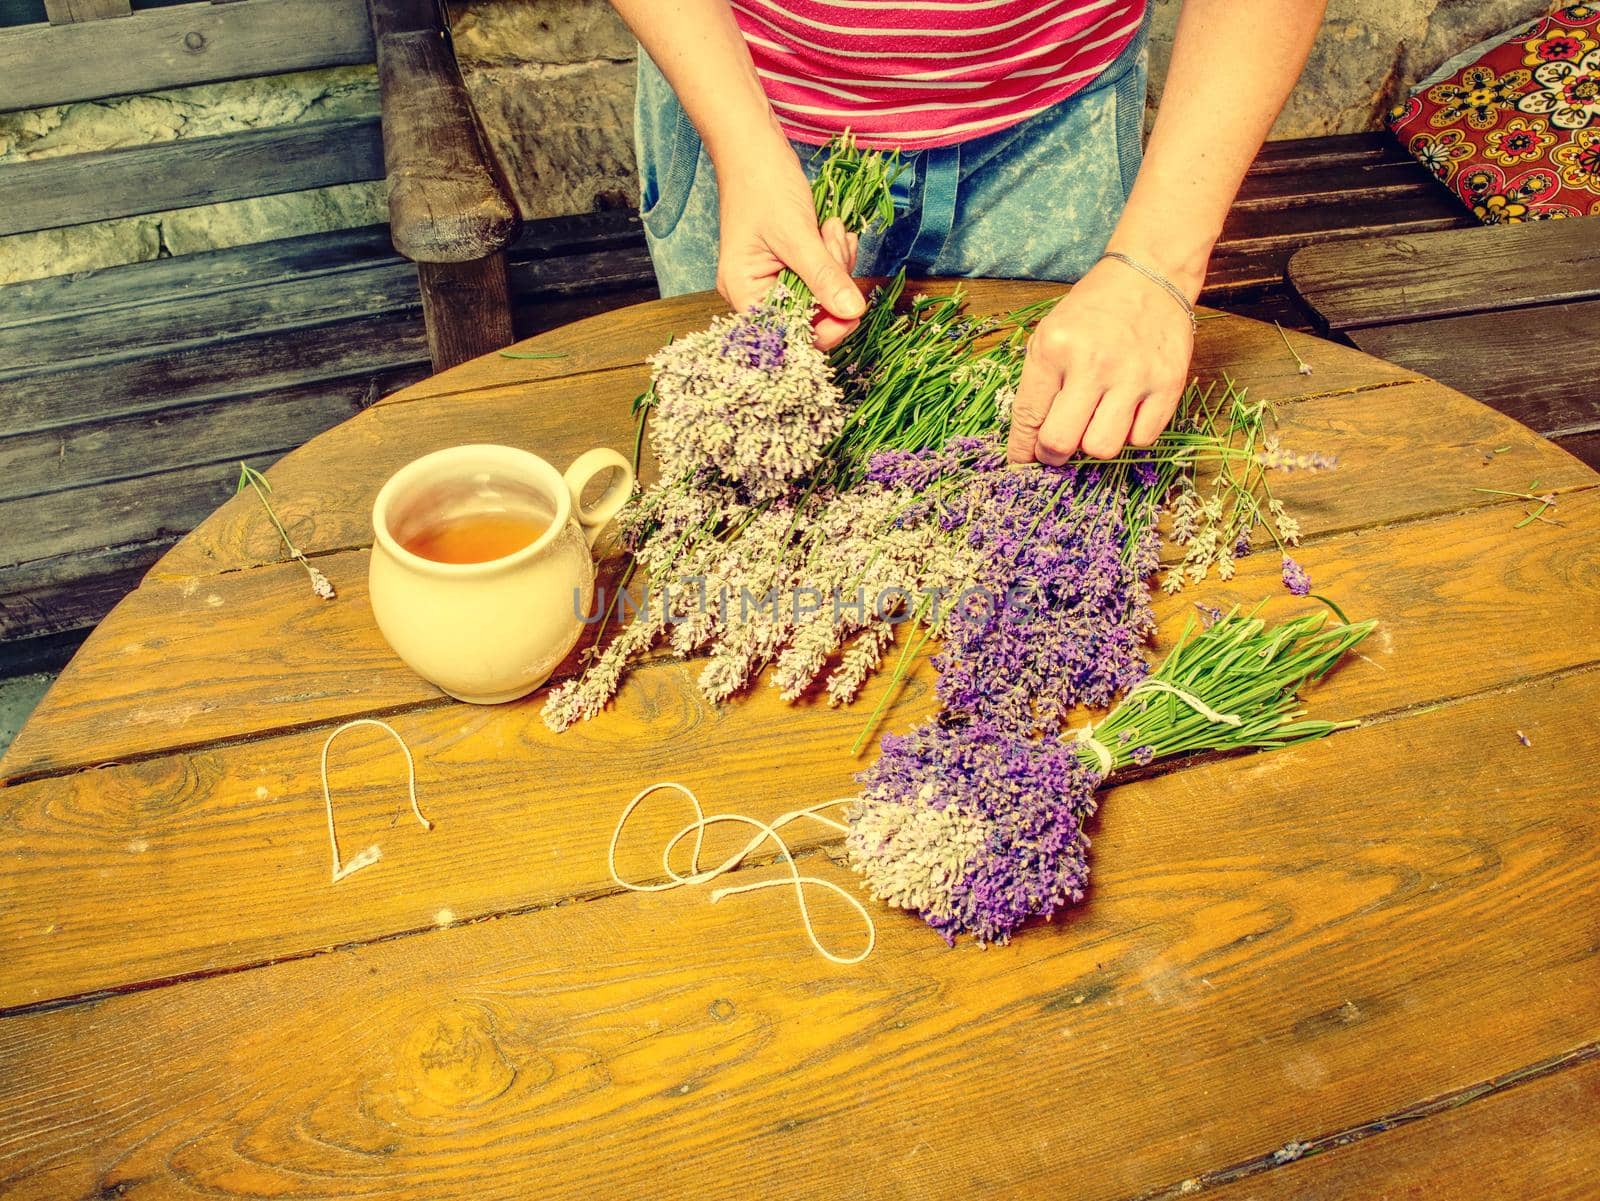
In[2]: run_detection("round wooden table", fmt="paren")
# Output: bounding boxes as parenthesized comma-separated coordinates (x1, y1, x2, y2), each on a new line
(3, 283, 1598, 1200)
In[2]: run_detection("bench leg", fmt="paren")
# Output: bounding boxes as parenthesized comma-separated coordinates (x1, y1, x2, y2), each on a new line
(416, 253, 515, 373)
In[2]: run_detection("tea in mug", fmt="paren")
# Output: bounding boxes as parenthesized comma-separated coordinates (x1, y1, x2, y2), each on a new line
(393, 477, 553, 565)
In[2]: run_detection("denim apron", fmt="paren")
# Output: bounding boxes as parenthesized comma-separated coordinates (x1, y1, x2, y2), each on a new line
(635, 12, 1150, 296)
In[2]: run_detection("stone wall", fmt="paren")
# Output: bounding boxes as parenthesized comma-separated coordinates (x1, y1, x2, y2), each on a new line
(0, 66, 384, 286)
(0, 1, 1561, 287)
(1147, 0, 1552, 136)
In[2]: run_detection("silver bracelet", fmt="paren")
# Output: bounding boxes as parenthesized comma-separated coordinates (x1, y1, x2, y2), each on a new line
(1098, 251, 1198, 333)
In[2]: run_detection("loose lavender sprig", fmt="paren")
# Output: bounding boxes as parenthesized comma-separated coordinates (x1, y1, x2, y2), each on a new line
(236, 463, 335, 600)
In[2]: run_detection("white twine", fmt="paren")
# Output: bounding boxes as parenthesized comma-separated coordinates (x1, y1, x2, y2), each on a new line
(1073, 727, 1115, 775)
(1131, 679, 1242, 727)
(608, 782, 874, 965)
(321, 718, 434, 883)
(1074, 679, 1242, 776)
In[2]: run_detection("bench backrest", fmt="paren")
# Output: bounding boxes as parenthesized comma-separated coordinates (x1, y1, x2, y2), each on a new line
(0, 0, 386, 238)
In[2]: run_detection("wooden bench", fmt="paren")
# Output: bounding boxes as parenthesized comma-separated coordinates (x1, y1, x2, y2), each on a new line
(0, 36, 1462, 679)
(1288, 218, 1600, 472)
(0, 0, 656, 669)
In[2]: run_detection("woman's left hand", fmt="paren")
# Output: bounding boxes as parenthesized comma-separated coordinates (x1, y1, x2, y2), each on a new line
(1006, 256, 1197, 464)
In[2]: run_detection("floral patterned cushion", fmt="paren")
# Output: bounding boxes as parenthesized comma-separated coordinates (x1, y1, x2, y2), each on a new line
(1389, 4, 1600, 223)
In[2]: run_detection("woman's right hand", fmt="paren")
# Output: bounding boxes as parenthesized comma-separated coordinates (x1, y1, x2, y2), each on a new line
(714, 136, 864, 349)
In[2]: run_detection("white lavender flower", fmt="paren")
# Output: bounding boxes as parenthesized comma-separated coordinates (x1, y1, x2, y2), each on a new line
(648, 298, 847, 501)
(845, 788, 990, 922)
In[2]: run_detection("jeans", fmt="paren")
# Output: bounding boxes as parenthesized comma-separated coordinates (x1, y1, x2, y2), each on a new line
(634, 18, 1149, 297)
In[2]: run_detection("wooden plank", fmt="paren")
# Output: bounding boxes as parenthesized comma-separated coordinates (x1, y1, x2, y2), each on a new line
(8, 453, 1599, 784)
(418, 254, 514, 370)
(1207, 1054, 1600, 1201)
(0, 237, 651, 391)
(0, 116, 384, 237)
(0, 224, 400, 334)
(1219, 191, 1470, 260)
(1232, 161, 1446, 213)
(163, 352, 1435, 582)
(0, 369, 417, 502)
(0, 251, 418, 376)
(0, 671, 1596, 1198)
(393, 281, 1415, 405)
(1348, 302, 1600, 440)
(0, 0, 373, 111)
(1288, 217, 1600, 331)
(1557, 431, 1600, 473)
(0, 539, 178, 643)
(0, 274, 639, 455)
(1248, 131, 1411, 174)
(1204, 211, 1473, 299)
(373, 22, 518, 262)
(43, 0, 128, 22)
(0, 213, 643, 339)
(6, 503, 1600, 1002)
(0, 454, 283, 577)
(0, 628, 85, 679)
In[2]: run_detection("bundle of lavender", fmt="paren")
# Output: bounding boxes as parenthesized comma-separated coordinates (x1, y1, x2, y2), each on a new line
(542, 137, 1338, 735)
(846, 607, 1374, 945)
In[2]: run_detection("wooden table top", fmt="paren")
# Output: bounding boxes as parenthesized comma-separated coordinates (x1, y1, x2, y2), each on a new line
(2, 282, 1598, 1200)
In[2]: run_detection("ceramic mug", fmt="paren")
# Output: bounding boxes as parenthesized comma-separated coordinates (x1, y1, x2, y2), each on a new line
(369, 444, 634, 704)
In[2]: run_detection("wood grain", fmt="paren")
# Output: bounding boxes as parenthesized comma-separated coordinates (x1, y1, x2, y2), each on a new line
(152, 371, 1556, 582)
(42, 0, 127, 23)
(0, 0, 373, 111)
(0, 117, 384, 236)
(0, 226, 401, 334)
(0, 372, 393, 503)
(418, 254, 515, 370)
(1, 670, 1596, 1199)
(373, 22, 518, 262)
(5, 400, 1589, 780)
(0, 454, 292, 576)
(1206, 1054, 1600, 1201)
(1350, 301, 1600, 440)
(0, 229, 648, 398)
(1558, 430, 1600, 472)
(6, 486, 1600, 996)
(0, 539, 178, 645)
(1288, 217, 1600, 331)
(0, 247, 421, 378)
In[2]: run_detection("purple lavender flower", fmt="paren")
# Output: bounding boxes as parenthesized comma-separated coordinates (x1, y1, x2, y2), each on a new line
(719, 308, 787, 370)
(847, 718, 1102, 945)
(1281, 555, 1312, 596)
(924, 452, 1158, 730)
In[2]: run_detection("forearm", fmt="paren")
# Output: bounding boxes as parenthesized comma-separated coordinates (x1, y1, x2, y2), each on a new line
(1108, 0, 1327, 297)
(607, 0, 785, 168)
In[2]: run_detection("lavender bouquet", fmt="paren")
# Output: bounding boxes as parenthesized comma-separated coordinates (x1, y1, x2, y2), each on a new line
(847, 607, 1375, 945)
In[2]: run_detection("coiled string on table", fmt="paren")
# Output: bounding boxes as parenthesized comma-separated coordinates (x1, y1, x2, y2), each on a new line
(608, 782, 875, 965)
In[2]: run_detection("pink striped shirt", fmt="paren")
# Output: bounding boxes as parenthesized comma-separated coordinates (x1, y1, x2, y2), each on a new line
(732, 0, 1146, 151)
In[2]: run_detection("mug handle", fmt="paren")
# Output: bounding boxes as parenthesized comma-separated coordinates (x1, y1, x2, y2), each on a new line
(563, 449, 636, 548)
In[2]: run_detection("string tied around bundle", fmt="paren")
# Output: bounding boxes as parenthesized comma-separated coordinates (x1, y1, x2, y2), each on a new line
(322, 718, 434, 883)
(1072, 726, 1115, 775)
(608, 782, 875, 965)
(1129, 679, 1242, 727)
(1073, 678, 1242, 776)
